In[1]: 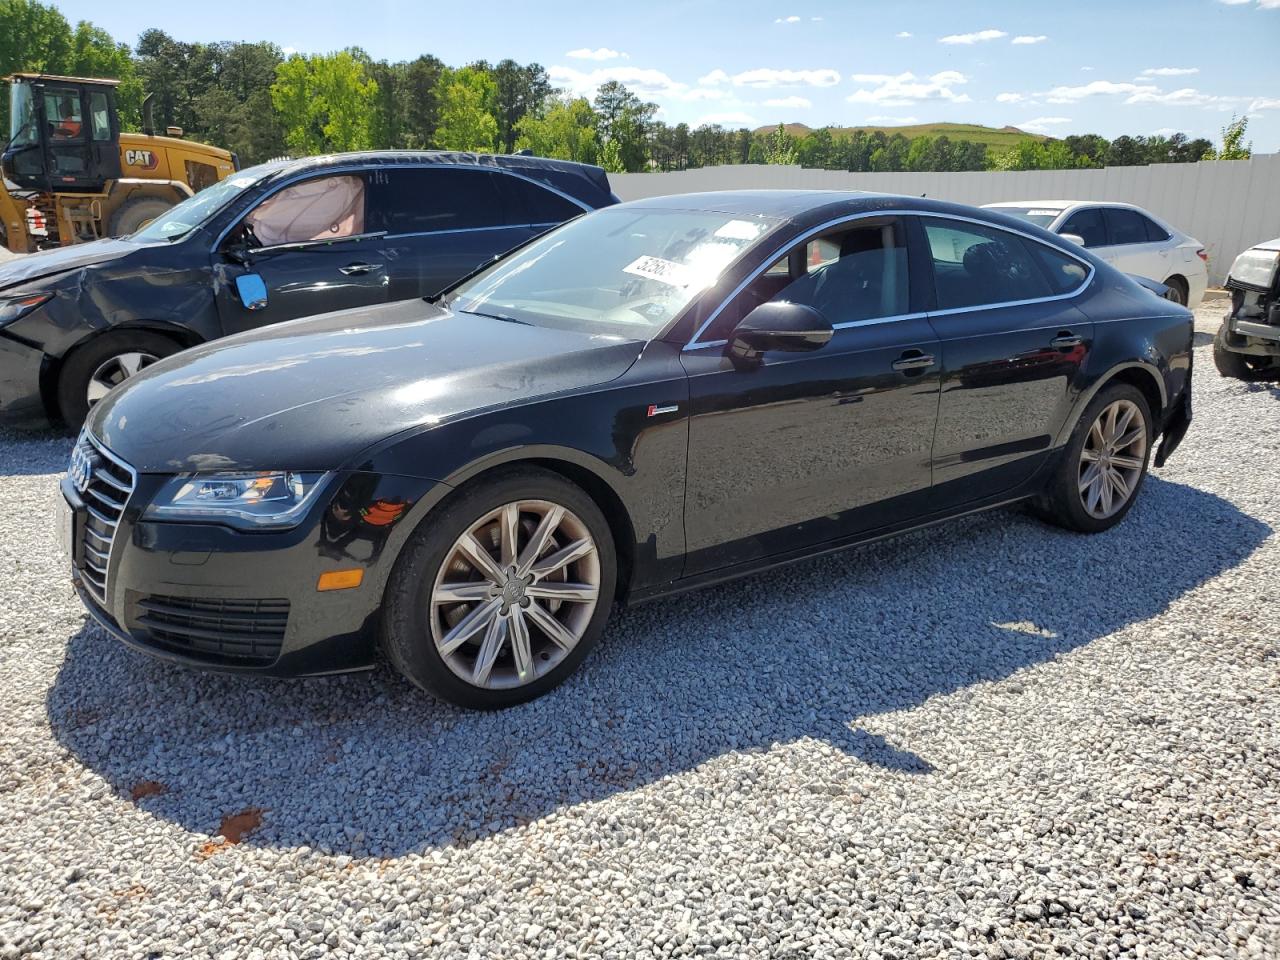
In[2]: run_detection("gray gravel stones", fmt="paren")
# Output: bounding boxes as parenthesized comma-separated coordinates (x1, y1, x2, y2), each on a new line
(0, 302, 1277, 958)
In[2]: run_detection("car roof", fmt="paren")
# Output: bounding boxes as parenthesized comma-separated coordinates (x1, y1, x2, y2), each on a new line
(255, 150, 617, 210)
(616, 190, 1033, 228)
(984, 200, 1154, 214)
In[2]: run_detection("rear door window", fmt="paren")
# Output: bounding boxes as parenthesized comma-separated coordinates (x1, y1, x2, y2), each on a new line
(368, 167, 506, 235)
(1104, 208, 1150, 246)
(1059, 208, 1107, 248)
(1141, 215, 1170, 242)
(498, 174, 585, 225)
(922, 218, 1054, 310)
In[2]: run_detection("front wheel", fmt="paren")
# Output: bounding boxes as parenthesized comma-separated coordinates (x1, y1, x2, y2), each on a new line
(1214, 340, 1278, 381)
(1034, 383, 1153, 533)
(57, 331, 179, 427)
(381, 469, 617, 709)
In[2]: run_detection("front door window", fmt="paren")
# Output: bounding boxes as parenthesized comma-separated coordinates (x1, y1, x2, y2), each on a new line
(244, 175, 366, 247)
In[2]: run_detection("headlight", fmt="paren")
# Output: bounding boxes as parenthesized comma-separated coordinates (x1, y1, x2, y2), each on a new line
(0, 293, 53, 327)
(145, 471, 331, 529)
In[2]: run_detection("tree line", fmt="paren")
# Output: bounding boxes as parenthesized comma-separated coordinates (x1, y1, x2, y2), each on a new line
(0, 0, 1254, 175)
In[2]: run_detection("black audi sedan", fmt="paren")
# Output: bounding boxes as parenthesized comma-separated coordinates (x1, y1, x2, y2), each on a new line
(0, 150, 616, 426)
(61, 191, 1193, 709)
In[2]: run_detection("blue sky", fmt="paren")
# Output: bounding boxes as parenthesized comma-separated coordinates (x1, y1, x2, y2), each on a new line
(51, 0, 1280, 148)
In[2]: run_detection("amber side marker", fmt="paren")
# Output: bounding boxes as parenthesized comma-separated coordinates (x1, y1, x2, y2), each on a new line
(317, 569, 364, 591)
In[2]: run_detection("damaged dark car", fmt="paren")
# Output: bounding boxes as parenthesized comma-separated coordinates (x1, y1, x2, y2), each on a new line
(1214, 237, 1280, 380)
(0, 150, 617, 425)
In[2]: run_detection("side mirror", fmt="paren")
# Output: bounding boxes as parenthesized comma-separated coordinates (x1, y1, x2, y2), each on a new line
(728, 301, 832, 367)
(1059, 232, 1087, 248)
(234, 273, 268, 311)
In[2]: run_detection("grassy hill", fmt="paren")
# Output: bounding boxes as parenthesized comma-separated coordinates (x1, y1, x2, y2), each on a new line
(756, 122, 1050, 149)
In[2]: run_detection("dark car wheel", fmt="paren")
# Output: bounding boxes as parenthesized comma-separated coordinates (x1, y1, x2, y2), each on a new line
(1034, 382, 1153, 534)
(381, 468, 617, 709)
(57, 331, 180, 428)
(1213, 340, 1278, 381)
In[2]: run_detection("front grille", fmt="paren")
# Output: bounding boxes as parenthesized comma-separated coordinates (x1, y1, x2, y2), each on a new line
(68, 432, 135, 606)
(134, 595, 290, 665)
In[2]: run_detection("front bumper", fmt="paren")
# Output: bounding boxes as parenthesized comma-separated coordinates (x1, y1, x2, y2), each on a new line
(62, 465, 443, 677)
(1217, 315, 1280, 357)
(0, 331, 49, 422)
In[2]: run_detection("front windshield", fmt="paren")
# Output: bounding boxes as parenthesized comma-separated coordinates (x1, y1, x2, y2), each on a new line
(8, 82, 37, 147)
(131, 169, 271, 242)
(992, 207, 1062, 228)
(449, 207, 779, 338)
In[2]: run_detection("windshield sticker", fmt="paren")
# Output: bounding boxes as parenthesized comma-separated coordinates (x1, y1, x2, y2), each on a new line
(714, 219, 764, 241)
(623, 255, 696, 288)
(1027, 209, 1059, 217)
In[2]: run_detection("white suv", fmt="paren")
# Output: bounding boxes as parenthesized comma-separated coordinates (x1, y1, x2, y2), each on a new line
(982, 201, 1208, 307)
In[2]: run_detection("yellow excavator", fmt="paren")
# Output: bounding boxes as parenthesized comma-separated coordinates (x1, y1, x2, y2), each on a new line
(1, 73, 237, 252)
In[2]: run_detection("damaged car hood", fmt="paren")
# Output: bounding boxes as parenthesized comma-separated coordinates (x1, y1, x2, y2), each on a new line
(87, 298, 645, 473)
(0, 237, 141, 290)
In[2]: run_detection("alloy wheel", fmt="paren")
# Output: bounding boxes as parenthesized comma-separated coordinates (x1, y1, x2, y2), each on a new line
(429, 500, 601, 690)
(86, 351, 160, 405)
(1078, 398, 1147, 519)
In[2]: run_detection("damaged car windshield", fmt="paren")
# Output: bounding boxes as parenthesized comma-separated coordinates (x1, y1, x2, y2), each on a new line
(447, 207, 779, 338)
(131, 166, 280, 243)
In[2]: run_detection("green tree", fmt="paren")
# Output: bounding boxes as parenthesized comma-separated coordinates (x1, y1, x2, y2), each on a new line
(1205, 115, 1251, 161)
(271, 50, 378, 154)
(599, 138, 624, 173)
(434, 65, 499, 151)
(591, 81, 654, 172)
(762, 124, 797, 165)
(484, 59, 551, 153)
(515, 96, 599, 164)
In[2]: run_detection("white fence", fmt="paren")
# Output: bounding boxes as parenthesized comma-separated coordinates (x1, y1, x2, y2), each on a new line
(609, 154, 1280, 286)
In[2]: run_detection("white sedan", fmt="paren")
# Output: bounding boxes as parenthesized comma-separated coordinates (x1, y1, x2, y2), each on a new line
(982, 201, 1208, 307)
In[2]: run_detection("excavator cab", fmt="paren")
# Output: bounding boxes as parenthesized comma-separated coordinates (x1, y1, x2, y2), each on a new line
(3, 73, 123, 192)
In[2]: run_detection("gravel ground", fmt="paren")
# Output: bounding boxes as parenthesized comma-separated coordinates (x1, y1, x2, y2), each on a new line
(0, 298, 1277, 959)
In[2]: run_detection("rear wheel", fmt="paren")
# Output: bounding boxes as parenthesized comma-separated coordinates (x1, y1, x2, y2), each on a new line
(108, 197, 174, 237)
(1034, 382, 1152, 533)
(381, 468, 617, 709)
(1162, 275, 1188, 306)
(57, 331, 179, 427)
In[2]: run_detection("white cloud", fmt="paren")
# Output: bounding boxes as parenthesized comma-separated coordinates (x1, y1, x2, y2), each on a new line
(695, 111, 757, 127)
(811, 16, 823, 21)
(1081, 66, 1094, 72)
(1044, 80, 1159, 103)
(846, 70, 971, 106)
(731, 68, 842, 88)
(1222, 0, 1280, 6)
(774, 15, 801, 23)
(565, 47, 628, 61)
(682, 88, 730, 101)
(996, 92, 1027, 103)
(698, 69, 731, 86)
(1011, 35, 1047, 44)
(549, 65, 686, 99)
(865, 115, 920, 125)
(1250, 97, 1280, 110)
(1125, 87, 1244, 107)
(938, 28, 1007, 44)
(1018, 116, 1072, 133)
(1217, 0, 1250, 4)
(763, 95, 813, 109)
(281, 46, 298, 56)
(895, 31, 913, 38)
(1141, 66, 1199, 76)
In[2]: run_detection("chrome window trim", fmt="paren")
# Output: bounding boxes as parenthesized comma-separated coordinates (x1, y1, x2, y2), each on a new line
(211, 162, 592, 252)
(684, 208, 1095, 349)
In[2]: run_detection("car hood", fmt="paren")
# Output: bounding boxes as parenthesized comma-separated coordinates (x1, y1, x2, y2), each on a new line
(0, 237, 139, 291)
(88, 298, 646, 473)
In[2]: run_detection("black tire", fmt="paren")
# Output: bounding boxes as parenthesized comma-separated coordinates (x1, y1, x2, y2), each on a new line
(108, 197, 174, 236)
(1033, 382, 1153, 534)
(381, 468, 617, 709)
(1162, 275, 1188, 306)
(1213, 340, 1278, 381)
(56, 331, 180, 428)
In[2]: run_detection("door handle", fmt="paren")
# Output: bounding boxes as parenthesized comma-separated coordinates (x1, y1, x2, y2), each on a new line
(339, 262, 381, 276)
(1050, 332, 1083, 349)
(891, 350, 935, 372)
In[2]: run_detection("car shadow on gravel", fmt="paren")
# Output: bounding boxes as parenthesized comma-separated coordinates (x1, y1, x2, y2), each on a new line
(46, 475, 1269, 857)
(0, 427, 73, 476)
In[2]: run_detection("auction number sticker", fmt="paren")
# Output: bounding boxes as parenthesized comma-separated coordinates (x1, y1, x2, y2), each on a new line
(623, 255, 695, 288)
